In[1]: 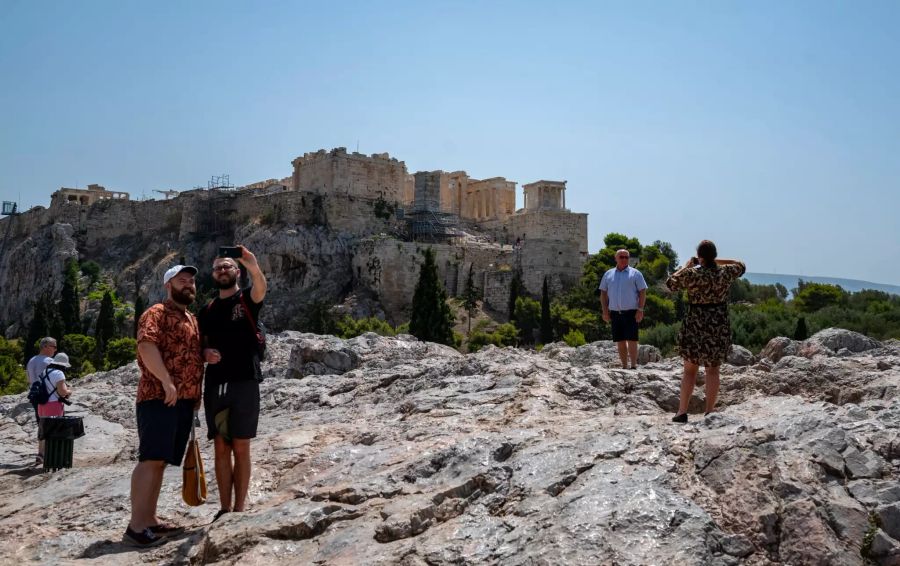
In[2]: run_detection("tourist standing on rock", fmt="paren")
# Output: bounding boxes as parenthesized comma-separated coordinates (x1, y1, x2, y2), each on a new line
(199, 245, 267, 522)
(26, 336, 57, 464)
(666, 240, 745, 423)
(599, 249, 648, 369)
(125, 265, 203, 547)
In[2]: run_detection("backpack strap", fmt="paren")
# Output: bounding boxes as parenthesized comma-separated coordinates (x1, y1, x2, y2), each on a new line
(40, 368, 59, 402)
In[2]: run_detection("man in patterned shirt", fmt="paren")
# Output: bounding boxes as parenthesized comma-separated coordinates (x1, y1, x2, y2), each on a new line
(124, 264, 204, 547)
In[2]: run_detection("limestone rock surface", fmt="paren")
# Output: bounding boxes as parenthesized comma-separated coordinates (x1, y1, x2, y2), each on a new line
(1, 332, 899, 565)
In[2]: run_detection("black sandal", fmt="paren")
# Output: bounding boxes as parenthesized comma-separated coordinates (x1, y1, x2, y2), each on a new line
(212, 509, 230, 523)
(671, 413, 688, 423)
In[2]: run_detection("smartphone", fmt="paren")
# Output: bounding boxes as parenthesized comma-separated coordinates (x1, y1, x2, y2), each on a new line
(218, 246, 242, 258)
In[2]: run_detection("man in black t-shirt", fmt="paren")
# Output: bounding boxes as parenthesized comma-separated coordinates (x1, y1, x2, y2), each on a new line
(198, 245, 267, 521)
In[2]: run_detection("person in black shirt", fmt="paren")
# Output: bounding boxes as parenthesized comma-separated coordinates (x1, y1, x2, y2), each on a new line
(198, 245, 267, 521)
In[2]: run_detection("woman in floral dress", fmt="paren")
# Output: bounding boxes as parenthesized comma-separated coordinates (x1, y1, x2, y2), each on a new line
(666, 240, 745, 423)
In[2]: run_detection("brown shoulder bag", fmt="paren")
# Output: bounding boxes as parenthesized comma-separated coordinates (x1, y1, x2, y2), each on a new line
(182, 411, 207, 506)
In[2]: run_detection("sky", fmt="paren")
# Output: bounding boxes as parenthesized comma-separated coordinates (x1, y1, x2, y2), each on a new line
(1, 0, 898, 285)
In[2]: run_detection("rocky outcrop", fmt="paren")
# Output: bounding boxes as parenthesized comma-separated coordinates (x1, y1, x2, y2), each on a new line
(1, 332, 898, 565)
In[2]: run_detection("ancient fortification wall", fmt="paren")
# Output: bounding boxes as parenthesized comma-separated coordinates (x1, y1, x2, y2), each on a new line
(506, 211, 589, 254)
(291, 148, 408, 204)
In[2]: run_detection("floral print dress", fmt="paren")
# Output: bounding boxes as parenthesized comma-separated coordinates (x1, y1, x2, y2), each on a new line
(666, 262, 746, 366)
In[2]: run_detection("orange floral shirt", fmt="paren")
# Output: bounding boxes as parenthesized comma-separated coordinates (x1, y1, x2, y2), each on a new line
(136, 300, 203, 402)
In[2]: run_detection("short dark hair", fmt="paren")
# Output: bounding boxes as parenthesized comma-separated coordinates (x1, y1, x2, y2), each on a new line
(697, 240, 718, 268)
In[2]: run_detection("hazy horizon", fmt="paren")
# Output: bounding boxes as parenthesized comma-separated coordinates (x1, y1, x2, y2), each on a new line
(2, 1, 898, 285)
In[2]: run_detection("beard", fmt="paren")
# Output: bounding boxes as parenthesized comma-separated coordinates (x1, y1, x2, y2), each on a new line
(214, 272, 238, 289)
(171, 286, 196, 305)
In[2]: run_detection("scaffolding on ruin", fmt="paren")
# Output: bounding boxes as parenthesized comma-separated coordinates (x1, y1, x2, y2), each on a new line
(406, 209, 461, 243)
(195, 174, 235, 191)
(192, 198, 237, 235)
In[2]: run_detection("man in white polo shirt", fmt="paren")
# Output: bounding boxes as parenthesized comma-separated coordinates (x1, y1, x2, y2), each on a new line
(599, 249, 648, 369)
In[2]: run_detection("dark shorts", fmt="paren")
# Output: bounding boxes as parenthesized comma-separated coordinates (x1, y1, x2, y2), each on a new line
(136, 399, 195, 466)
(204, 380, 260, 442)
(610, 310, 639, 342)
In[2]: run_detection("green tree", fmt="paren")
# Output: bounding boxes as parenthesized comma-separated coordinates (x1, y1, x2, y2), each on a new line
(24, 299, 49, 364)
(409, 248, 455, 345)
(652, 240, 679, 272)
(551, 303, 604, 343)
(507, 270, 523, 321)
(59, 258, 81, 334)
(540, 276, 553, 344)
(635, 247, 670, 286)
(302, 301, 338, 335)
(643, 292, 677, 327)
(794, 316, 809, 340)
(104, 337, 137, 370)
(603, 233, 641, 257)
(60, 333, 97, 378)
(793, 282, 847, 313)
(514, 296, 541, 345)
(133, 294, 146, 338)
(79, 260, 101, 288)
(95, 290, 117, 365)
(0, 337, 27, 395)
(461, 265, 479, 334)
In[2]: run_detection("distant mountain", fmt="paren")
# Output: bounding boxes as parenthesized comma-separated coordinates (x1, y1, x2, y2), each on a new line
(743, 272, 900, 297)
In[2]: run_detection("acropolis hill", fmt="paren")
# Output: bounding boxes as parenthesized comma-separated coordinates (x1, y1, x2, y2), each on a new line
(0, 147, 588, 335)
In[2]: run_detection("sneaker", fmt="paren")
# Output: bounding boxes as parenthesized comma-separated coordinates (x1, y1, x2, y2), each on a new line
(149, 522, 185, 537)
(671, 413, 688, 424)
(123, 525, 167, 547)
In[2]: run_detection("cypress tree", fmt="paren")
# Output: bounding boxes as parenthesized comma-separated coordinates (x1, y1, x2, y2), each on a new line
(133, 294, 146, 338)
(59, 258, 81, 334)
(794, 316, 809, 341)
(461, 265, 479, 334)
(540, 276, 553, 344)
(507, 270, 522, 322)
(24, 300, 48, 364)
(95, 290, 116, 364)
(409, 248, 455, 345)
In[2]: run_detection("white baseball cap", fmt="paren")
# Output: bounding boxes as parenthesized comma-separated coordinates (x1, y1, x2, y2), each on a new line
(163, 264, 198, 285)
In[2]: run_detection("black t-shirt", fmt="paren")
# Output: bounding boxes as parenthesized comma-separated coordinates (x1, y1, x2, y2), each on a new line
(198, 288, 264, 384)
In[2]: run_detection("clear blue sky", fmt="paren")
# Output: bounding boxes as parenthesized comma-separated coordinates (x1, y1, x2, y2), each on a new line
(2, 1, 898, 285)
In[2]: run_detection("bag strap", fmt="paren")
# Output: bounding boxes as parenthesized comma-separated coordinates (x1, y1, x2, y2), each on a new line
(238, 291, 260, 335)
(40, 368, 59, 400)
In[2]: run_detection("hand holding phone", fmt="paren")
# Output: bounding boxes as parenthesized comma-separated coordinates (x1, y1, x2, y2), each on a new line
(218, 246, 242, 259)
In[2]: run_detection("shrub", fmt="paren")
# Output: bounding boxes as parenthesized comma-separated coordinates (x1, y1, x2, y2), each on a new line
(563, 329, 586, 347)
(104, 337, 137, 370)
(335, 316, 396, 339)
(640, 323, 680, 356)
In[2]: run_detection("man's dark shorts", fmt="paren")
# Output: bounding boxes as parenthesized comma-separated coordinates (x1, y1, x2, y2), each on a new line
(136, 399, 195, 465)
(203, 380, 260, 442)
(610, 310, 639, 342)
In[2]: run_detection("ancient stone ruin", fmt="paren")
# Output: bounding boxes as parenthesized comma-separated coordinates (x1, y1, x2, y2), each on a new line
(0, 147, 588, 335)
